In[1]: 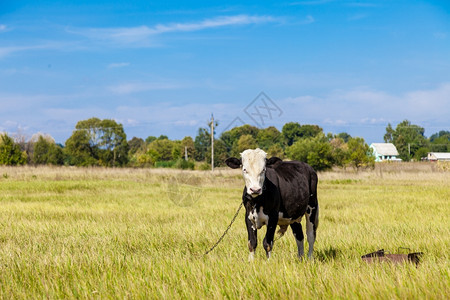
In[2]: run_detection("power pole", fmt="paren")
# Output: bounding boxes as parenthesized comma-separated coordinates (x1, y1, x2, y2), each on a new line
(211, 114, 214, 171)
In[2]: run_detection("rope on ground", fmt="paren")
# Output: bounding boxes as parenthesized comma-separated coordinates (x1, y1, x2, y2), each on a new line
(203, 201, 244, 256)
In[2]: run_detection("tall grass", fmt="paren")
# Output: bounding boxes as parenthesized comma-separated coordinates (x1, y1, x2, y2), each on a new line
(0, 166, 448, 298)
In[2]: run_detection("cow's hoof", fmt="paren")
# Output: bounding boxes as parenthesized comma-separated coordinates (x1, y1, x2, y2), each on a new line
(248, 252, 255, 262)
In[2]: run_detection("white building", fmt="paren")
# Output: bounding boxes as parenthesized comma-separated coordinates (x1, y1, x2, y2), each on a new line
(427, 152, 450, 161)
(370, 143, 402, 162)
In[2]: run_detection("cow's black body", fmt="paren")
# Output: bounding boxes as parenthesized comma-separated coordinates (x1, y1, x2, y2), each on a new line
(240, 158, 319, 258)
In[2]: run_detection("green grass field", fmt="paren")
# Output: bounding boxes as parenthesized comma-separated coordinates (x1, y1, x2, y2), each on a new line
(0, 166, 449, 299)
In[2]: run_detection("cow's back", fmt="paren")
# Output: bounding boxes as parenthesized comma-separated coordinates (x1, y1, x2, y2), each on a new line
(266, 160, 315, 218)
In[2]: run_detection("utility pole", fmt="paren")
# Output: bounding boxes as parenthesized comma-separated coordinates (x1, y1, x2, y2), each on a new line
(211, 114, 214, 172)
(185, 146, 188, 161)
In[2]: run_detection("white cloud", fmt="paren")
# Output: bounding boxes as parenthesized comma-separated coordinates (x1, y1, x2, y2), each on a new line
(433, 32, 447, 40)
(290, 0, 335, 5)
(0, 93, 64, 111)
(69, 14, 278, 45)
(301, 15, 315, 24)
(0, 42, 69, 59)
(280, 83, 450, 128)
(107, 62, 130, 68)
(348, 13, 368, 21)
(323, 119, 348, 126)
(345, 2, 378, 8)
(108, 82, 186, 94)
(152, 14, 276, 33)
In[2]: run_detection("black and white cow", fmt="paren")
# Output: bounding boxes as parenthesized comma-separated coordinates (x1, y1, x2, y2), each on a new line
(225, 148, 319, 260)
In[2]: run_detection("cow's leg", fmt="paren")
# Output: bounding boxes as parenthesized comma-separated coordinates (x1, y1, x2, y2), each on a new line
(306, 203, 319, 259)
(263, 213, 278, 259)
(245, 214, 257, 261)
(290, 222, 304, 259)
(306, 172, 319, 259)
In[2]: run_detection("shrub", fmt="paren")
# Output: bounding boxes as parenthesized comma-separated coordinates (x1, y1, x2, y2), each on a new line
(286, 134, 334, 171)
(0, 134, 27, 165)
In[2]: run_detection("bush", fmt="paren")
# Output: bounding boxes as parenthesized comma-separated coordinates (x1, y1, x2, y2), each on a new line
(173, 159, 195, 170)
(286, 134, 334, 171)
(33, 136, 64, 165)
(345, 137, 375, 169)
(155, 161, 176, 168)
(197, 162, 211, 171)
(154, 159, 195, 170)
(0, 134, 27, 165)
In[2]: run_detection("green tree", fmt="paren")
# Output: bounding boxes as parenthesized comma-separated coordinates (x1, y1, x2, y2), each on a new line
(180, 136, 195, 160)
(337, 132, 351, 143)
(128, 137, 148, 167)
(33, 136, 64, 165)
(220, 124, 259, 152)
(430, 130, 450, 142)
(256, 126, 281, 150)
(65, 117, 129, 166)
(145, 136, 157, 144)
(281, 122, 302, 146)
(235, 134, 257, 154)
(429, 131, 450, 152)
(148, 139, 175, 161)
(96, 119, 129, 166)
(298, 124, 323, 139)
(285, 134, 334, 171)
(414, 147, 430, 161)
(387, 120, 428, 161)
(193, 119, 219, 162)
(65, 130, 98, 166)
(147, 149, 161, 164)
(171, 140, 182, 160)
(194, 128, 210, 161)
(205, 139, 229, 167)
(267, 144, 285, 158)
(128, 137, 146, 155)
(384, 123, 395, 143)
(0, 134, 27, 165)
(345, 137, 374, 169)
(330, 137, 348, 167)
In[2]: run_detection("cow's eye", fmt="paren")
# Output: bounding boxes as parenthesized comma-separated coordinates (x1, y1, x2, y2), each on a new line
(262, 168, 266, 173)
(243, 168, 247, 173)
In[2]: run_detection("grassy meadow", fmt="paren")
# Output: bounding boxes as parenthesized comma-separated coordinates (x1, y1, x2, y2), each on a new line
(0, 165, 449, 299)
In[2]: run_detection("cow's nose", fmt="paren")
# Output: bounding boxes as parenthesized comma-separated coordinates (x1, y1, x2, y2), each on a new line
(250, 187, 261, 194)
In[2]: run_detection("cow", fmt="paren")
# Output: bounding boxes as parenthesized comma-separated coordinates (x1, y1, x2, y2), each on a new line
(225, 148, 319, 260)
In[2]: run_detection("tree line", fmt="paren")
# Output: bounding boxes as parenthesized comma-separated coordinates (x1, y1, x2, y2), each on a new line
(0, 117, 448, 171)
(383, 120, 450, 161)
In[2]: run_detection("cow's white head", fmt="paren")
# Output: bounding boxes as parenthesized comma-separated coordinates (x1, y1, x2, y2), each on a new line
(226, 148, 281, 198)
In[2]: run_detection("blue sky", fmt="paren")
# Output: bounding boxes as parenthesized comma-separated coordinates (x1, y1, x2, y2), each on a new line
(1, 0, 449, 144)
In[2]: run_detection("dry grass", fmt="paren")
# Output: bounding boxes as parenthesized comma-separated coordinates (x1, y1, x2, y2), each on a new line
(0, 165, 448, 299)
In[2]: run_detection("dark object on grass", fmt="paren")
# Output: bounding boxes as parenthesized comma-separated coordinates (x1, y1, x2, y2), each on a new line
(362, 248, 423, 266)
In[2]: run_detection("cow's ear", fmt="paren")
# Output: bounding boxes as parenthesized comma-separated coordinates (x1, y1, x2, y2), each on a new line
(225, 157, 242, 169)
(266, 157, 282, 168)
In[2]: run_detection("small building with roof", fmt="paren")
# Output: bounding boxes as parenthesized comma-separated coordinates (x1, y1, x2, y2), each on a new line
(370, 143, 402, 162)
(427, 152, 450, 161)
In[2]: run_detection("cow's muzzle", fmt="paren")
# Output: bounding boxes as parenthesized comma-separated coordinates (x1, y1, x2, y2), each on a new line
(249, 187, 262, 197)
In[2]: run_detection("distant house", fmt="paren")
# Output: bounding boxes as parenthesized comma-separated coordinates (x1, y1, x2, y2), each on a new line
(427, 152, 450, 161)
(370, 143, 402, 162)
